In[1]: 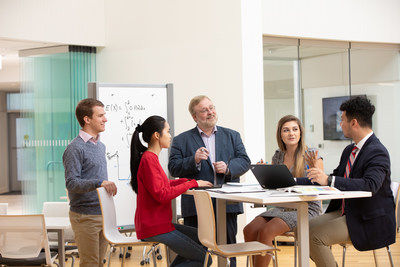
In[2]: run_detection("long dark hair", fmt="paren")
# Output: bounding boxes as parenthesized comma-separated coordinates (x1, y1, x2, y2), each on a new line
(130, 115, 166, 193)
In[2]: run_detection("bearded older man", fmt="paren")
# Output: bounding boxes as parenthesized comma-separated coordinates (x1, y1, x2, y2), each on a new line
(168, 95, 251, 267)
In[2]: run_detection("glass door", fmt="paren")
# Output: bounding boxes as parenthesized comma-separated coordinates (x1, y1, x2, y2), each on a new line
(263, 37, 300, 162)
(300, 40, 351, 173)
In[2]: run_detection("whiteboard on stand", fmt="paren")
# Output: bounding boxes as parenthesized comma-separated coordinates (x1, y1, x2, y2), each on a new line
(89, 82, 174, 228)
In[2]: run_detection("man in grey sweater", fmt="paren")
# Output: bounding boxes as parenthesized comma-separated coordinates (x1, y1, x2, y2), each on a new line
(63, 98, 117, 267)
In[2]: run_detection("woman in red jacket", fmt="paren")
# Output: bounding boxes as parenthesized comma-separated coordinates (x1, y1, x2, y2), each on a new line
(130, 115, 212, 267)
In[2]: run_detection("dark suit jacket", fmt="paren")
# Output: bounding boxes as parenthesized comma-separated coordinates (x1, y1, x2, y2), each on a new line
(168, 126, 251, 217)
(298, 133, 396, 251)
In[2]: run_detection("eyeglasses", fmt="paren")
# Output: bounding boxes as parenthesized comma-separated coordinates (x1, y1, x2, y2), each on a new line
(197, 105, 216, 114)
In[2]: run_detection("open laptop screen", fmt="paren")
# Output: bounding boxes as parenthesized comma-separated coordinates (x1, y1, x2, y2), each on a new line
(250, 164, 296, 189)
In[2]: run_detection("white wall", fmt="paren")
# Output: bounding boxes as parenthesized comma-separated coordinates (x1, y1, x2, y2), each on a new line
(262, 0, 400, 44)
(0, 0, 105, 46)
(97, 0, 245, 135)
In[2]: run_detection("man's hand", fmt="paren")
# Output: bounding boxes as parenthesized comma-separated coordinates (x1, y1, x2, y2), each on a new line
(213, 161, 228, 174)
(101, 181, 117, 196)
(195, 147, 209, 164)
(306, 167, 328, 185)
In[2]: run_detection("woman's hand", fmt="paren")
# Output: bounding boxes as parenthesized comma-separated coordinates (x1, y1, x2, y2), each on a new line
(197, 180, 213, 188)
(304, 149, 319, 168)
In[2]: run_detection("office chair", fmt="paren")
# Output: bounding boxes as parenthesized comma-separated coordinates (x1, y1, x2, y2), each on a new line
(192, 190, 278, 267)
(0, 214, 58, 266)
(42, 201, 78, 267)
(96, 187, 159, 267)
(339, 181, 399, 267)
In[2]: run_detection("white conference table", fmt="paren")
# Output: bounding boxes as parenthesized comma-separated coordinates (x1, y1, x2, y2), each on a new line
(45, 216, 71, 267)
(188, 188, 371, 267)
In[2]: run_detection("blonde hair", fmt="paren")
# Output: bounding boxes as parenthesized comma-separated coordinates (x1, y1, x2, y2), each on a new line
(276, 115, 306, 177)
(188, 95, 211, 115)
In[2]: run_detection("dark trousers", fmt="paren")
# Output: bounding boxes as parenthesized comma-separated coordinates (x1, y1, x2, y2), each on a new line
(184, 213, 238, 267)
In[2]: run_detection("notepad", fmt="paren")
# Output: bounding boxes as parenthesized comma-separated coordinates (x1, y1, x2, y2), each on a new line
(277, 185, 342, 195)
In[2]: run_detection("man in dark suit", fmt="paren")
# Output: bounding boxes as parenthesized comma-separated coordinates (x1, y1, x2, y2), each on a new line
(168, 95, 251, 267)
(304, 96, 396, 266)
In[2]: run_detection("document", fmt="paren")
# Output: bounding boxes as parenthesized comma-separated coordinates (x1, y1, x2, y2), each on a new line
(206, 185, 265, 194)
(277, 185, 342, 195)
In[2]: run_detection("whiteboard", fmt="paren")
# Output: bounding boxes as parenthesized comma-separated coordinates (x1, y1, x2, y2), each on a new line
(89, 83, 174, 227)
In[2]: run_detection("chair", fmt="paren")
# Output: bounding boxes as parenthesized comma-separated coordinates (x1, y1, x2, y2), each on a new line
(0, 214, 58, 266)
(0, 203, 7, 215)
(96, 187, 159, 267)
(192, 190, 278, 267)
(273, 231, 297, 267)
(42, 202, 78, 267)
(339, 181, 400, 267)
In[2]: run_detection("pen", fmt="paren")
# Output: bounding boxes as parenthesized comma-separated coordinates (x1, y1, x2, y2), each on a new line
(307, 165, 315, 184)
(223, 156, 231, 183)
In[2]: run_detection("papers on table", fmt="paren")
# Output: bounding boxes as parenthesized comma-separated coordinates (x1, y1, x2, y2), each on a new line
(277, 185, 342, 195)
(206, 184, 265, 193)
(204, 184, 342, 196)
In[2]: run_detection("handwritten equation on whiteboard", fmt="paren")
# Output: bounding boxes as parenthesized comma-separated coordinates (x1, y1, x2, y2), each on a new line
(105, 100, 146, 147)
(98, 86, 168, 181)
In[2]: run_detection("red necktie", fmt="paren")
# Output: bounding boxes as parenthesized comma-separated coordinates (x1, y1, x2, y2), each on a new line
(342, 146, 358, 215)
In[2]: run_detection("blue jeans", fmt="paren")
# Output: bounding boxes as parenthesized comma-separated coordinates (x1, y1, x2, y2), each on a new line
(143, 223, 212, 267)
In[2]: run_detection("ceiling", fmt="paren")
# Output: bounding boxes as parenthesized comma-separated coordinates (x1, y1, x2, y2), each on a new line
(0, 38, 59, 91)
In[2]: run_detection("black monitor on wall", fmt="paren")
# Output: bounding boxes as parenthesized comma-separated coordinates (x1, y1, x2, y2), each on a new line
(322, 95, 366, 140)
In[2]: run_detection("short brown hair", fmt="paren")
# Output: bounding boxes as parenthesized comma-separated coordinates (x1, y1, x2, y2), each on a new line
(75, 98, 104, 127)
(188, 95, 211, 115)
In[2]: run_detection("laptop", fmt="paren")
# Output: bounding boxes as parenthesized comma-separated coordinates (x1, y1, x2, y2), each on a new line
(250, 164, 296, 189)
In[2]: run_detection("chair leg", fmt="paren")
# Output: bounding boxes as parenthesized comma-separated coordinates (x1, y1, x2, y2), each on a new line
(165, 245, 171, 266)
(387, 246, 395, 267)
(107, 245, 113, 267)
(294, 237, 298, 267)
(226, 257, 230, 267)
(203, 251, 210, 267)
(342, 245, 346, 267)
(121, 247, 126, 267)
(151, 245, 158, 267)
(273, 237, 279, 267)
(269, 252, 277, 267)
(373, 249, 379, 267)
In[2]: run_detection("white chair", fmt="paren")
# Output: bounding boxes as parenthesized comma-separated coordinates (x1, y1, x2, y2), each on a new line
(42, 202, 75, 243)
(0, 214, 58, 266)
(96, 187, 159, 267)
(42, 202, 78, 267)
(339, 181, 399, 267)
(192, 190, 278, 267)
(0, 203, 8, 215)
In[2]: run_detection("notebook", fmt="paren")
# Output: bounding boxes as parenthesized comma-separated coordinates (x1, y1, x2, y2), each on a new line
(250, 164, 296, 189)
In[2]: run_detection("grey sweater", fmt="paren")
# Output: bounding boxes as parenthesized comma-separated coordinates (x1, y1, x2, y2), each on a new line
(63, 136, 108, 215)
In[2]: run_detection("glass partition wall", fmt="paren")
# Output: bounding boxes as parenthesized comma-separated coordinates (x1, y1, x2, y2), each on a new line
(263, 37, 400, 180)
(263, 37, 300, 162)
(19, 46, 96, 213)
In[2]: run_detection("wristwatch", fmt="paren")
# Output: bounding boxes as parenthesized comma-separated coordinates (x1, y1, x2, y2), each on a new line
(327, 175, 333, 186)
